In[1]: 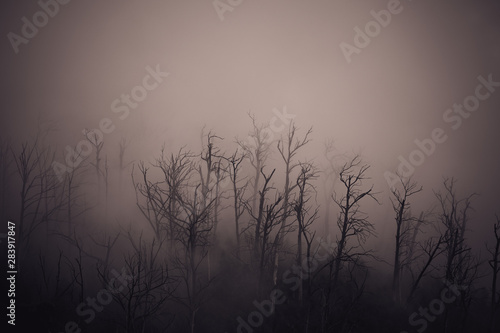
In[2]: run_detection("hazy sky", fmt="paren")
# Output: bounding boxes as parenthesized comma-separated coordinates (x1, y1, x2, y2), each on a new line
(2, 0, 500, 250)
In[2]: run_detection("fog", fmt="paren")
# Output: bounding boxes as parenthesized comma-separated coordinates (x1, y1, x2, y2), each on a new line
(1, 0, 500, 332)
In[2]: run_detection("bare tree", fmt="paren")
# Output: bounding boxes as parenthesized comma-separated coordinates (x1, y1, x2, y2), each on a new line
(434, 178, 478, 332)
(198, 130, 226, 279)
(59, 231, 88, 303)
(406, 235, 445, 304)
(36, 249, 75, 307)
(198, 130, 218, 206)
(107, 230, 174, 333)
(84, 129, 104, 199)
(293, 162, 319, 302)
(237, 113, 272, 212)
(159, 147, 196, 244)
(163, 180, 216, 333)
(12, 138, 63, 266)
(272, 123, 312, 287)
(320, 155, 377, 332)
(134, 144, 216, 332)
(118, 137, 131, 190)
(222, 149, 248, 258)
(244, 169, 281, 273)
(91, 231, 121, 284)
(331, 155, 377, 289)
(258, 194, 284, 296)
(434, 178, 476, 282)
(58, 227, 121, 301)
(132, 146, 194, 244)
(389, 174, 422, 304)
(132, 161, 169, 241)
(487, 216, 500, 332)
(241, 167, 290, 299)
(59, 145, 88, 235)
(405, 211, 426, 275)
(321, 139, 348, 235)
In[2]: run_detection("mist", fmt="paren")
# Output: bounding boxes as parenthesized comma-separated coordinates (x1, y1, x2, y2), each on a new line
(1, 0, 500, 332)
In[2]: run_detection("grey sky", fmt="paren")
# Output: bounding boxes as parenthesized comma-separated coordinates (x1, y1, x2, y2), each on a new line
(2, 0, 500, 251)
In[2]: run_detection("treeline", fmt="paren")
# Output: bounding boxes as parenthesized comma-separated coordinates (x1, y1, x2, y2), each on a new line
(1, 115, 499, 333)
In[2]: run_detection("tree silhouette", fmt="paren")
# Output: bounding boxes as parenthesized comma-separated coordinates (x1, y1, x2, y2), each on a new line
(389, 174, 422, 305)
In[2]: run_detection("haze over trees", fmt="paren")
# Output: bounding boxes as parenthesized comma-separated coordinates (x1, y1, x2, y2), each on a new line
(2, 115, 499, 333)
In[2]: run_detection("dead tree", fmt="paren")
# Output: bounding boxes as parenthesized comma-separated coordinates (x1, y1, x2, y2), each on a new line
(118, 137, 131, 190)
(198, 130, 226, 279)
(58, 228, 121, 298)
(237, 113, 272, 212)
(90, 231, 121, 286)
(244, 168, 284, 295)
(158, 147, 195, 244)
(405, 211, 426, 274)
(103, 155, 109, 217)
(434, 178, 478, 332)
(245, 169, 276, 263)
(59, 231, 87, 303)
(258, 193, 284, 295)
(12, 139, 63, 266)
(293, 162, 319, 302)
(36, 248, 75, 304)
(106, 230, 174, 333)
(222, 149, 248, 258)
(331, 155, 377, 289)
(321, 155, 377, 332)
(132, 161, 169, 241)
(198, 130, 221, 208)
(434, 179, 472, 278)
(272, 123, 312, 287)
(60, 145, 87, 235)
(406, 235, 445, 304)
(133, 147, 195, 245)
(434, 178, 476, 283)
(169, 184, 216, 333)
(321, 139, 348, 235)
(487, 216, 500, 332)
(389, 174, 422, 305)
(84, 129, 104, 199)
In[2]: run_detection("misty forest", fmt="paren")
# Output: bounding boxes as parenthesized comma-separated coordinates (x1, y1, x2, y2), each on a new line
(1, 115, 499, 333)
(2, 1, 500, 333)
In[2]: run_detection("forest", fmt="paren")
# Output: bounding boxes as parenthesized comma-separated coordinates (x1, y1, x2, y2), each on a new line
(1, 114, 499, 333)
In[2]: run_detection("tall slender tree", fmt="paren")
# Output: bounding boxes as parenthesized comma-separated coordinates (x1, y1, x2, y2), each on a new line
(389, 174, 422, 304)
(487, 216, 500, 332)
